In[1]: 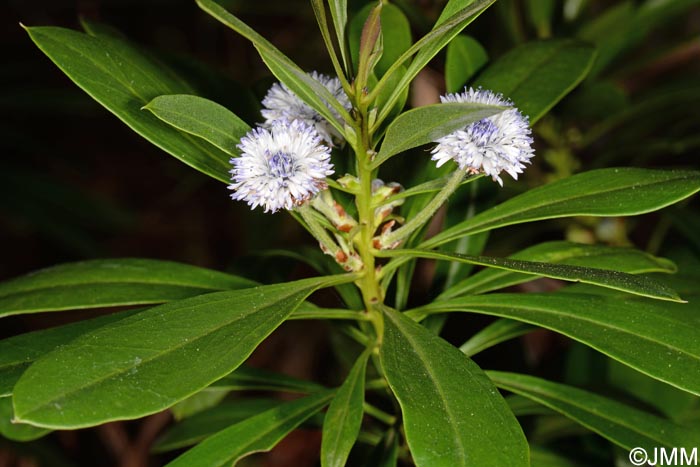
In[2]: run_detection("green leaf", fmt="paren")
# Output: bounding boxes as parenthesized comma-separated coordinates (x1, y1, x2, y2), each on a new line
(0, 308, 142, 397)
(488, 371, 700, 450)
(210, 366, 325, 394)
(424, 168, 700, 248)
(144, 94, 250, 156)
(328, 0, 349, 70)
(166, 390, 334, 467)
(349, 3, 412, 77)
(170, 390, 229, 420)
(441, 241, 677, 299)
(474, 39, 596, 123)
(310, 0, 347, 84)
(196, 0, 349, 134)
(12, 275, 354, 428)
(154, 399, 283, 452)
(0, 259, 256, 318)
(0, 398, 51, 441)
(608, 358, 699, 421)
(379, 307, 528, 467)
(371, 102, 505, 168)
(410, 292, 700, 396)
(381, 248, 683, 302)
(435, 0, 481, 27)
(445, 35, 488, 92)
(529, 446, 580, 467)
(525, 0, 555, 37)
(354, 2, 383, 89)
(373, 0, 497, 127)
(365, 429, 399, 467)
(321, 350, 370, 467)
(460, 319, 534, 357)
(24, 26, 232, 182)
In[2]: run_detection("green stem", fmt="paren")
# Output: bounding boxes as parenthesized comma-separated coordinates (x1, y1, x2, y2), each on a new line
(363, 402, 397, 425)
(380, 170, 465, 248)
(352, 95, 385, 346)
(290, 308, 370, 321)
(298, 204, 342, 258)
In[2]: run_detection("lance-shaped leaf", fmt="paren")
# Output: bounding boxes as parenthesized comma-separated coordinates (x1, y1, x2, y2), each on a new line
(153, 399, 283, 452)
(166, 390, 334, 467)
(423, 168, 700, 248)
(474, 39, 596, 123)
(24, 26, 232, 182)
(12, 275, 354, 428)
(0, 308, 142, 397)
(0, 259, 256, 318)
(328, 0, 349, 70)
(209, 366, 324, 394)
(144, 95, 250, 156)
(409, 293, 700, 396)
(373, 0, 497, 127)
(380, 248, 683, 302)
(321, 350, 370, 467)
(196, 0, 350, 135)
(460, 319, 535, 357)
(440, 241, 677, 299)
(349, 3, 411, 78)
(370, 102, 504, 168)
(0, 398, 51, 442)
(380, 307, 528, 467)
(488, 371, 700, 450)
(445, 35, 488, 92)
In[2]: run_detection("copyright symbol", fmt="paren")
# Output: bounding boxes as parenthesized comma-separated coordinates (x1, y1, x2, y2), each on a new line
(629, 447, 648, 466)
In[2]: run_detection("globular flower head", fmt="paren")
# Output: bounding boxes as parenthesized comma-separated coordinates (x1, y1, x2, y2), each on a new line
(431, 87, 535, 186)
(229, 120, 334, 213)
(261, 71, 351, 145)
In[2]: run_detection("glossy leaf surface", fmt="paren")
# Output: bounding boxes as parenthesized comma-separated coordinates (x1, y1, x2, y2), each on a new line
(0, 309, 141, 397)
(371, 102, 504, 168)
(154, 399, 283, 452)
(144, 94, 250, 156)
(424, 168, 700, 248)
(489, 371, 700, 449)
(441, 241, 677, 299)
(13, 275, 352, 428)
(321, 350, 369, 467)
(166, 390, 333, 467)
(445, 35, 488, 92)
(380, 307, 528, 467)
(411, 293, 700, 396)
(383, 248, 682, 302)
(0, 259, 255, 317)
(474, 39, 596, 123)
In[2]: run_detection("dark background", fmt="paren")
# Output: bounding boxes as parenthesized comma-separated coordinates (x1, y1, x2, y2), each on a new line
(1, 0, 699, 465)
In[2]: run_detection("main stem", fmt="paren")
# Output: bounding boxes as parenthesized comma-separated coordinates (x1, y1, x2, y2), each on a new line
(353, 103, 384, 344)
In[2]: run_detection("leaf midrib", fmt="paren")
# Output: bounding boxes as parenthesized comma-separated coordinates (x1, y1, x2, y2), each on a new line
(429, 173, 698, 245)
(397, 249, 677, 301)
(32, 29, 230, 180)
(388, 313, 467, 466)
(423, 298, 700, 363)
(15, 288, 311, 421)
(0, 279, 237, 299)
(493, 381, 677, 447)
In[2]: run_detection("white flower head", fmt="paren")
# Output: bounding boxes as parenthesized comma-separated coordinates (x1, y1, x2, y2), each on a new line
(261, 71, 351, 145)
(229, 120, 334, 213)
(431, 87, 535, 186)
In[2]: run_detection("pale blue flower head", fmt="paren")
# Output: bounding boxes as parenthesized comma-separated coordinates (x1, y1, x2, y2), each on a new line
(431, 88, 535, 186)
(261, 71, 351, 145)
(229, 120, 334, 213)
